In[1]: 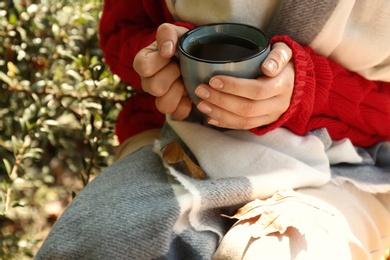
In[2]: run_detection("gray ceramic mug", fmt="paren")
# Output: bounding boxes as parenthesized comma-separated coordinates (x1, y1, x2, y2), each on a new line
(178, 23, 270, 104)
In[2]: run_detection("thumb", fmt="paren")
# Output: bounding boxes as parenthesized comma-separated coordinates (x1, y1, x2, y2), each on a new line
(156, 23, 189, 58)
(262, 42, 293, 77)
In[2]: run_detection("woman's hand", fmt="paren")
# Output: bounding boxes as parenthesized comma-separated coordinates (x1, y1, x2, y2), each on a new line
(133, 23, 192, 120)
(134, 24, 294, 129)
(195, 42, 294, 129)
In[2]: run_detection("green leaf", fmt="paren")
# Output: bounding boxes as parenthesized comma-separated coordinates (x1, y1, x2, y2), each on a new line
(31, 80, 46, 92)
(18, 118, 26, 132)
(31, 92, 41, 105)
(28, 148, 44, 154)
(8, 13, 18, 25)
(43, 120, 59, 126)
(21, 152, 35, 160)
(11, 135, 20, 154)
(2, 159, 12, 176)
(22, 151, 42, 160)
(0, 71, 13, 85)
(2, 179, 8, 190)
(66, 69, 83, 82)
(16, 26, 27, 41)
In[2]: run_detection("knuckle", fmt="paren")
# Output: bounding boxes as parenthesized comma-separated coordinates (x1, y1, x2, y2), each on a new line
(272, 49, 289, 64)
(209, 108, 223, 123)
(229, 79, 241, 93)
(140, 77, 151, 93)
(273, 42, 292, 59)
(142, 62, 181, 97)
(214, 93, 226, 108)
(144, 79, 166, 97)
(215, 110, 224, 121)
(252, 82, 266, 100)
(153, 87, 167, 98)
(158, 23, 172, 32)
(157, 23, 170, 37)
(157, 23, 175, 43)
(156, 98, 174, 114)
(238, 101, 256, 117)
(237, 118, 251, 130)
(134, 54, 154, 78)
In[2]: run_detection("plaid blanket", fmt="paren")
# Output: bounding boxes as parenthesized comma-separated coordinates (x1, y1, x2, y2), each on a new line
(36, 118, 390, 259)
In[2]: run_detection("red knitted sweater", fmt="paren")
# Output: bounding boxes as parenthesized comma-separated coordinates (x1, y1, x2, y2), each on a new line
(99, 0, 390, 147)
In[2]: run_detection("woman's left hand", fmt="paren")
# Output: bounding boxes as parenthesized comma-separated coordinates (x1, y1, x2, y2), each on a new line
(194, 42, 294, 130)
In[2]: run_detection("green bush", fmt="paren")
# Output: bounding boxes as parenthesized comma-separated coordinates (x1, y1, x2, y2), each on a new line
(0, 0, 130, 258)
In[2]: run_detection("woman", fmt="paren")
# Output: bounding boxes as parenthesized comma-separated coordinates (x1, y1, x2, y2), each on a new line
(36, 1, 390, 259)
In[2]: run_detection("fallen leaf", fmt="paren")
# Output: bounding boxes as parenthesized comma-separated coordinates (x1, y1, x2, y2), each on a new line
(223, 189, 336, 238)
(162, 141, 206, 180)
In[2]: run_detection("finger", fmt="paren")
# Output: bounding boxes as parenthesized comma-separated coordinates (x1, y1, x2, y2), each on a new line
(205, 76, 285, 101)
(204, 61, 295, 101)
(141, 61, 181, 96)
(133, 41, 171, 78)
(197, 96, 288, 129)
(197, 100, 270, 130)
(171, 95, 192, 121)
(196, 85, 288, 118)
(155, 78, 186, 114)
(156, 23, 189, 58)
(195, 83, 259, 117)
(196, 86, 257, 117)
(261, 42, 292, 77)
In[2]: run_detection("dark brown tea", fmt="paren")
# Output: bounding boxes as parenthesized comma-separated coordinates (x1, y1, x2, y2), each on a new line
(187, 35, 261, 61)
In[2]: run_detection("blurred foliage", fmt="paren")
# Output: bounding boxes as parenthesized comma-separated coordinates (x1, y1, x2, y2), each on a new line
(0, 0, 131, 258)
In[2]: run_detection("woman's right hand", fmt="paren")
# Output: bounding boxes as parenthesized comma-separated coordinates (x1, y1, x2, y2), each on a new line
(133, 23, 192, 120)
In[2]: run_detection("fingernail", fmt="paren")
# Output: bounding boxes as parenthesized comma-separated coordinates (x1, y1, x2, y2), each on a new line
(209, 78, 223, 89)
(197, 102, 212, 114)
(195, 86, 210, 99)
(160, 41, 174, 56)
(208, 118, 219, 126)
(263, 59, 278, 74)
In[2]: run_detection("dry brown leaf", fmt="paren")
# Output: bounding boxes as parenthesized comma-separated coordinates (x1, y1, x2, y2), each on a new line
(223, 189, 336, 238)
(162, 141, 206, 180)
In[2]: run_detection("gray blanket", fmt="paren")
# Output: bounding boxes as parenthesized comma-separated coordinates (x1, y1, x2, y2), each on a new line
(35, 121, 390, 259)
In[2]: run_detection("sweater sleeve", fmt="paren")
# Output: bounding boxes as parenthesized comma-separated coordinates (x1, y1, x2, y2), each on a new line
(98, 0, 173, 143)
(250, 35, 390, 147)
(98, 0, 196, 143)
(99, 0, 176, 88)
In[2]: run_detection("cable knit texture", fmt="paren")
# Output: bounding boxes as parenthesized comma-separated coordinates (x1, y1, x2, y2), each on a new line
(250, 36, 390, 147)
(99, 0, 390, 147)
(115, 94, 165, 144)
(36, 1, 390, 259)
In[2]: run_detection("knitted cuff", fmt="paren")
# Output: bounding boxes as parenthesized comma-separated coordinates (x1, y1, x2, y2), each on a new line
(250, 35, 318, 136)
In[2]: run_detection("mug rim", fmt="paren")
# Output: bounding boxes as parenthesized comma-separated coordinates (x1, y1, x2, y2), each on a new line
(179, 23, 270, 64)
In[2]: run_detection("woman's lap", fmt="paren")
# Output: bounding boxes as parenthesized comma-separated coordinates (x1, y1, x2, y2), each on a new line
(36, 146, 183, 259)
(36, 123, 390, 259)
(214, 181, 390, 260)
